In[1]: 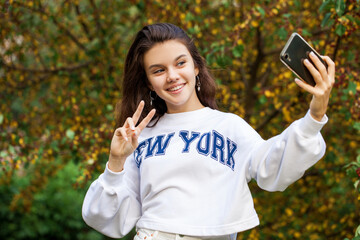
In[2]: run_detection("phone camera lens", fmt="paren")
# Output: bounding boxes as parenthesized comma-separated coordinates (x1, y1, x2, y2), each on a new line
(284, 53, 291, 61)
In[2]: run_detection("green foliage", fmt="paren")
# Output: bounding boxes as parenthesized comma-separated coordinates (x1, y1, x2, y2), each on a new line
(0, 161, 114, 240)
(0, 0, 359, 239)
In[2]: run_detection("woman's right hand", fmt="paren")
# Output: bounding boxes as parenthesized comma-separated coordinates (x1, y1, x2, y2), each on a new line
(108, 101, 156, 172)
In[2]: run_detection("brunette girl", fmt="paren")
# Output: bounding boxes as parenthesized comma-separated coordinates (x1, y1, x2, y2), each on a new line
(82, 23, 335, 240)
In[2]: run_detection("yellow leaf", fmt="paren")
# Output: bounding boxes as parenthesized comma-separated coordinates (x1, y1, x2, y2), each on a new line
(271, 8, 279, 15)
(264, 90, 272, 97)
(251, 21, 259, 28)
(275, 102, 282, 109)
(195, 7, 201, 14)
(285, 208, 293, 216)
(284, 71, 292, 79)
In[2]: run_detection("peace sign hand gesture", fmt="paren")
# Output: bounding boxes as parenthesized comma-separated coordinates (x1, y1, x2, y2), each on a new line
(108, 101, 156, 172)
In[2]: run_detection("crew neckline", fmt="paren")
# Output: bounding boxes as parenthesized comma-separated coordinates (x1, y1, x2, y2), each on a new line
(160, 107, 213, 124)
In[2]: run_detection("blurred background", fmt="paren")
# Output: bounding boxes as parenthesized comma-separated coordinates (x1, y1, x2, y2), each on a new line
(0, 0, 359, 239)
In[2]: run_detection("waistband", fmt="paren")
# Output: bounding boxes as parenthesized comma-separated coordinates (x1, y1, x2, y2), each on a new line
(134, 228, 236, 240)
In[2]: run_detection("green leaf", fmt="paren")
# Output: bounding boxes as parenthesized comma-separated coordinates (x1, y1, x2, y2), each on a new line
(277, 27, 288, 40)
(335, 24, 346, 36)
(185, 12, 194, 21)
(232, 45, 244, 58)
(256, 6, 265, 17)
(321, 12, 332, 28)
(354, 122, 360, 131)
(294, 0, 301, 9)
(283, 13, 292, 18)
(346, 81, 357, 94)
(302, 29, 312, 37)
(9, 145, 15, 154)
(259, 95, 267, 104)
(0, 151, 7, 158)
(0, 113, 3, 124)
(66, 129, 75, 140)
(106, 104, 113, 111)
(356, 225, 360, 236)
(335, 0, 346, 16)
(347, 50, 355, 61)
(216, 55, 232, 68)
(319, 0, 332, 13)
(355, 180, 360, 190)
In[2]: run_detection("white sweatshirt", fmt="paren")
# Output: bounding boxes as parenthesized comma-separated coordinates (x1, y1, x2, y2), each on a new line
(82, 107, 327, 238)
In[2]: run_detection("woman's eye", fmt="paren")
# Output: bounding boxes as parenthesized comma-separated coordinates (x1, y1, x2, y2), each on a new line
(153, 69, 164, 74)
(177, 61, 185, 66)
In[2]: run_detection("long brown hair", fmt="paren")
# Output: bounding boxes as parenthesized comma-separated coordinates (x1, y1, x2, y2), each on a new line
(115, 23, 218, 128)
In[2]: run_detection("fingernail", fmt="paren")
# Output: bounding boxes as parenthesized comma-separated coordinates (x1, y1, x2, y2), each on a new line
(310, 51, 316, 57)
(131, 126, 135, 130)
(124, 137, 128, 141)
(304, 59, 310, 65)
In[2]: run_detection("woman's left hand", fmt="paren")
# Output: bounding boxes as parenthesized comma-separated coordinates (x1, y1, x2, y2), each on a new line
(294, 51, 335, 121)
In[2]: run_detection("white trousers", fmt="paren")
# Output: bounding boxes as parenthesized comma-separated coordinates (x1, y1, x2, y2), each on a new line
(134, 229, 237, 240)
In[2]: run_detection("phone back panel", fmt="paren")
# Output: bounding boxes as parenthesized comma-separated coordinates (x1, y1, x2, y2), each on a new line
(280, 33, 327, 86)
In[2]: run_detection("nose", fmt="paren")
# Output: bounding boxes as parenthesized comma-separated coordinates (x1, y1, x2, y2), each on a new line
(167, 67, 179, 82)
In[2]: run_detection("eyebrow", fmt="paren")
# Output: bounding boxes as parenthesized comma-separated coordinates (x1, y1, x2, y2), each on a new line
(148, 54, 187, 70)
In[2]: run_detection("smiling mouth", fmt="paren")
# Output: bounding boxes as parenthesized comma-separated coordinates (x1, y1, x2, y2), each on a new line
(167, 84, 185, 92)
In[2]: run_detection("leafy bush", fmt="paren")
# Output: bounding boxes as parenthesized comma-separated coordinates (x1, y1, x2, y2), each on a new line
(0, 161, 124, 240)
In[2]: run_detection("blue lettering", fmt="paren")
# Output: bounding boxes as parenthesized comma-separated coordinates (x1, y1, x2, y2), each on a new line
(197, 132, 211, 156)
(226, 138, 237, 170)
(134, 140, 147, 168)
(179, 131, 200, 153)
(211, 130, 225, 164)
(145, 132, 175, 158)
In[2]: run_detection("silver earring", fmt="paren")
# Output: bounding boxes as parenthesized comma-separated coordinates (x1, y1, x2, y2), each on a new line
(196, 75, 201, 91)
(150, 91, 155, 106)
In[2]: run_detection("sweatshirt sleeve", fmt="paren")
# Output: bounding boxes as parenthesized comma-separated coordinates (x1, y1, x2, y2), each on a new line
(247, 110, 328, 192)
(82, 155, 141, 238)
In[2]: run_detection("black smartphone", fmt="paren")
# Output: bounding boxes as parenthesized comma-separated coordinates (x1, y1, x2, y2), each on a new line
(280, 32, 328, 86)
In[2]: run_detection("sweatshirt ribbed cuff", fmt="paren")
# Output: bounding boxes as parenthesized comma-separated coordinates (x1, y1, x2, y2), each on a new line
(299, 110, 328, 137)
(100, 162, 126, 187)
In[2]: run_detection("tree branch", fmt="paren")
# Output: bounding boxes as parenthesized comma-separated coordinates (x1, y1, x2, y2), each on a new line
(255, 108, 280, 132)
(1, 59, 93, 73)
(244, 27, 265, 121)
(255, 91, 304, 132)
(89, 0, 105, 35)
(74, 2, 93, 41)
(2, 73, 51, 90)
(332, 36, 341, 62)
(12, 1, 87, 52)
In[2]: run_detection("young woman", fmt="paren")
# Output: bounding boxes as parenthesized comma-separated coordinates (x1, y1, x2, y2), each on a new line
(82, 23, 335, 240)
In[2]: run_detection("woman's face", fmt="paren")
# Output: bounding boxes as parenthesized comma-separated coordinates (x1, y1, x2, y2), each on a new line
(143, 40, 203, 113)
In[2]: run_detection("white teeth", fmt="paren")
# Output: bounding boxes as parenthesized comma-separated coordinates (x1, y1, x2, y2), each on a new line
(168, 85, 184, 92)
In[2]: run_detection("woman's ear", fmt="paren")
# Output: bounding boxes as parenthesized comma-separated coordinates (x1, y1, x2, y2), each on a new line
(195, 67, 199, 77)
(147, 84, 154, 91)
(145, 77, 154, 91)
